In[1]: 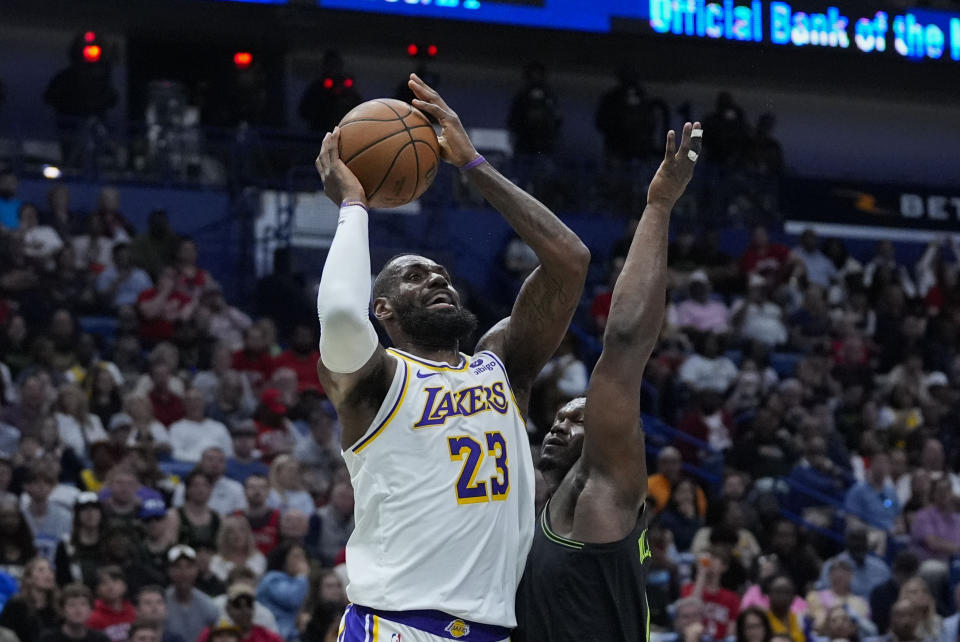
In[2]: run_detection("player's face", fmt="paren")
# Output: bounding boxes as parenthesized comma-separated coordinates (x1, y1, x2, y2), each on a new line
(539, 398, 586, 473)
(390, 256, 461, 312)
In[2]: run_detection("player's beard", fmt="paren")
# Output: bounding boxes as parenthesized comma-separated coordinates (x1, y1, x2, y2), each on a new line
(392, 298, 478, 350)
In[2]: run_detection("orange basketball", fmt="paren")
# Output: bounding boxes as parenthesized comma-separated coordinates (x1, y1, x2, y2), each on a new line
(337, 99, 441, 208)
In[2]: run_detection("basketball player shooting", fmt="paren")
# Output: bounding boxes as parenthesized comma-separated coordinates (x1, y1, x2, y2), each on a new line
(314, 73, 590, 642)
(514, 122, 703, 642)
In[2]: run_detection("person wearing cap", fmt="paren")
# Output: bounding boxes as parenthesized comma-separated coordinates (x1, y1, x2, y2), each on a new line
(138, 499, 175, 581)
(844, 451, 902, 534)
(172, 447, 247, 516)
(225, 420, 269, 485)
(198, 584, 282, 642)
(675, 270, 730, 336)
(54, 492, 103, 588)
(169, 389, 233, 463)
(165, 545, 220, 642)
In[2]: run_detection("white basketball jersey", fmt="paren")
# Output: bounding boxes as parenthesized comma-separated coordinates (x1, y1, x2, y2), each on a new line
(342, 347, 535, 627)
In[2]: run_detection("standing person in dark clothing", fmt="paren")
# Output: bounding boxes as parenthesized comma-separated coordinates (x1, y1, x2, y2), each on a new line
(39, 584, 110, 642)
(507, 62, 561, 156)
(514, 122, 702, 641)
(701, 92, 750, 166)
(298, 50, 362, 133)
(594, 65, 668, 163)
(0, 556, 59, 642)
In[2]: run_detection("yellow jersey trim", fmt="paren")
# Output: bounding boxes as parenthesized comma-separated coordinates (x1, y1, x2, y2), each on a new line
(539, 503, 584, 550)
(387, 347, 469, 371)
(352, 359, 409, 454)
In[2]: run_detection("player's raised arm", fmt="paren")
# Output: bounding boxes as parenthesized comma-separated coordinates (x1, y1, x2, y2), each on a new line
(407, 73, 590, 405)
(581, 123, 702, 522)
(314, 128, 395, 448)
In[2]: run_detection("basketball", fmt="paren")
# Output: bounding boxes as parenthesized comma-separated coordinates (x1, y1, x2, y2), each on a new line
(337, 98, 441, 208)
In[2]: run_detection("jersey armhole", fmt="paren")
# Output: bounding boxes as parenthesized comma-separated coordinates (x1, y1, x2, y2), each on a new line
(481, 350, 527, 423)
(345, 356, 409, 455)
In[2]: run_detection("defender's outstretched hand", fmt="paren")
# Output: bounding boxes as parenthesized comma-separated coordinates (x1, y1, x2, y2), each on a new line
(408, 73, 479, 167)
(647, 121, 703, 211)
(316, 126, 366, 207)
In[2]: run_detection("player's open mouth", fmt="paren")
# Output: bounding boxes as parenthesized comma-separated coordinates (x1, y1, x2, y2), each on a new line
(425, 292, 455, 308)
(543, 436, 566, 448)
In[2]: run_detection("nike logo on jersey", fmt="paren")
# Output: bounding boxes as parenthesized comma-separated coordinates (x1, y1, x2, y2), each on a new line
(413, 382, 510, 428)
(416, 370, 439, 379)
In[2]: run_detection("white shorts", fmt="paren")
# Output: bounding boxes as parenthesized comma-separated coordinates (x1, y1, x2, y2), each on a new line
(337, 604, 511, 642)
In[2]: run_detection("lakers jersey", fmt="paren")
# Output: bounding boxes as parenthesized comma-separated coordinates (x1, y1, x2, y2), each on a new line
(341, 347, 535, 628)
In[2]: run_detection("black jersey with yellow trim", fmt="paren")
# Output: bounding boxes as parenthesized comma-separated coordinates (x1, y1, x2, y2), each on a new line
(513, 502, 651, 642)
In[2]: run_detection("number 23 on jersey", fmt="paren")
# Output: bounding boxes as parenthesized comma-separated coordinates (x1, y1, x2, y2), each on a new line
(448, 431, 510, 504)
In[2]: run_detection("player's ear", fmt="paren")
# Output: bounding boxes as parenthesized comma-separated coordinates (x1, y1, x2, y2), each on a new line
(373, 297, 393, 321)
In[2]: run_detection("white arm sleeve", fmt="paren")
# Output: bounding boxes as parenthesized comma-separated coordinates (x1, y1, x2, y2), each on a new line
(317, 204, 380, 373)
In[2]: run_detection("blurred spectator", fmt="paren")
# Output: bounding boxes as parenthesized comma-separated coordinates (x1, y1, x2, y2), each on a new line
(507, 61, 561, 155)
(763, 575, 810, 642)
(226, 421, 269, 484)
(174, 238, 214, 299)
(750, 113, 784, 176)
(39, 583, 109, 642)
(805, 559, 872, 636)
(820, 605, 862, 642)
(123, 394, 173, 459)
(87, 365, 122, 429)
(590, 255, 625, 333)
(594, 65, 666, 162)
(209, 515, 267, 584)
(91, 188, 132, 242)
(676, 271, 731, 336)
(21, 467, 72, 562)
(95, 244, 152, 311)
(55, 383, 107, 461)
(138, 499, 175, 583)
(0, 494, 36, 579)
(53, 492, 102, 587)
(737, 606, 774, 642)
(909, 476, 960, 575)
(306, 480, 353, 567)
(169, 390, 232, 462)
(731, 275, 788, 347)
(701, 92, 750, 166)
(792, 230, 837, 290)
(820, 528, 891, 600)
(0, 557, 58, 641)
(2, 370, 53, 438)
(690, 500, 762, 572)
(271, 325, 323, 395)
(678, 334, 738, 395)
(19, 204, 64, 266)
(897, 577, 940, 641)
(531, 333, 587, 435)
(0, 170, 22, 230)
(765, 520, 822, 594)
(253, 389, 297, 462)
(648, 446, 708, 515)
(202, 287, 251, 353)
(165, 545, 220, 642)
(255, 543, 309, 642)
(135, 585, 185, 642)
(869, 551, 919, 634)
(266, 456, 314, 516)
(174, 447, 246, 515)
(294, 403, 339, 472)
(241, 475, 281, 557)
(43, 184, 78, 241)
(194, 344, 254, 408)
(657, 478, 704, 552)
(939, 585, 960, 642)
(677, 390, 733, 459)
(175, 470, 220, 550)
(210, 567, 280, 635)
(740, 226, 791, 281)
(670, 596, 711, 642)
(301, 569, 347, 641)
(682, 547, 741, 639)
(199, 581, 282, 642)
(137, 267, 196, 345)
(87, 565, 136, 642)
(232, 326, 274, 392)
(299, 50, 363, 133)
(844, 452, 902, 533)
(253, 248, 312, 341)
(130, 210, 178, 277)
(879, 598, 923, 642)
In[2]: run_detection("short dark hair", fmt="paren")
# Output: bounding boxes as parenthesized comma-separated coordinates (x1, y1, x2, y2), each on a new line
(736, 606, 773, 642)
(136, 585, 165, 604)
(128, 620, 160, 639)
(60, 583, 93, 609)
(97, 565, 126, 585)
(372, 254, 411, 300)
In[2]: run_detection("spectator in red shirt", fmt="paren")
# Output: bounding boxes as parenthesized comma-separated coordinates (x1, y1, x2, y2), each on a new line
(239, 474, 281, 556)
(147, 359, 185, 427)
(589, 255, 625, 333)
(175, 237, 216, 299)
(271, 325, 323, 395)
(87, 565, 137, 642)
(233, 326, 275, 392)
(739, 225, 791, 281)
(137, 267, 195, 344)
(254, 389, 296, 461)
(677, 390, 734, 464)
(681, 546, 740, 639)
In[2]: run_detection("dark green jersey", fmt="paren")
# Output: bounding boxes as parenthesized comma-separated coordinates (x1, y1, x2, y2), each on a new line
(514, 504, 651, 642)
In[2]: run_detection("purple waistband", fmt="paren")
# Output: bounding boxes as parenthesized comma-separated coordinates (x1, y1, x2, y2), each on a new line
(350, 604, 511, 641)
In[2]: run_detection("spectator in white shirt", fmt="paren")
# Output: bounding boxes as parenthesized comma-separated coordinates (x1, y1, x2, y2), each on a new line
(95, 243, 153, 310)
(791, 229, 837, 289)
(169, 389, 233, 462)
(678, 333, 739, 395)
(122, 394, 173, 458)
(731, 274, 788, 347)
(209, 515, 267, 583)
(55, 382, 107, 460)
(19, 203, 63, 268)
(173, 446, 247, 515)
(266, 455, 315, 515)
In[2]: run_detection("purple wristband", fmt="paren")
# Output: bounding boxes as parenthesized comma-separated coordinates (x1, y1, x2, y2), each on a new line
(460, 155, 486, 171)
(340, 200, 368, 211)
